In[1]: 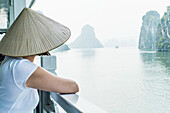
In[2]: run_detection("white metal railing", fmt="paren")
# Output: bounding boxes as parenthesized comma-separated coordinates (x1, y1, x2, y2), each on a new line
(51, 92, 108, 113)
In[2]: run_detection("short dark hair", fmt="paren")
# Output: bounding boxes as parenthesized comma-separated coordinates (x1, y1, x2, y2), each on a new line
(37, 51, 51, 56)
(0, 54, 5, 64)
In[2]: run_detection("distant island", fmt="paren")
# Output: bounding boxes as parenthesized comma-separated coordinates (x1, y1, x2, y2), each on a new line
(138, 6, 170, 51)
(69, 24, 104, 48)
(103, 38, 137, 47)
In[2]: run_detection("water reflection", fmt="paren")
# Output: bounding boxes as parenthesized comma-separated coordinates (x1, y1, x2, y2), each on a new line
(139, 51, 156, 63)
(139, 51, 170, 113)
(156, 52, 170, 70)
(79, 48, 96, 59)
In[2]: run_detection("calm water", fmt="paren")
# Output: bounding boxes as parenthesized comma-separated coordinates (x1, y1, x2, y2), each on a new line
(48, 48, 170, 113)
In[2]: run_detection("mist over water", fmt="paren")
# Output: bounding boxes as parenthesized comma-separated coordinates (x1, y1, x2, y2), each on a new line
(38, 48, 170, 113)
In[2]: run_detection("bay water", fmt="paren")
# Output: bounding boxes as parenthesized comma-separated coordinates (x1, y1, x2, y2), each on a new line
(43, 47, 170, 113)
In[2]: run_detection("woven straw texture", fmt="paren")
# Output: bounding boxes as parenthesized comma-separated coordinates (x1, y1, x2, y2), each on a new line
(0, 8, 71, 57)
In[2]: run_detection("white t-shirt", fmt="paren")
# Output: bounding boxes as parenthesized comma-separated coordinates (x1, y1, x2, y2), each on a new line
(0, 56, 39, 113)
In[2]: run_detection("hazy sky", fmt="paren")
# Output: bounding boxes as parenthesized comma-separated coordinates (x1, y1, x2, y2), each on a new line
(32, 0, 169, 44)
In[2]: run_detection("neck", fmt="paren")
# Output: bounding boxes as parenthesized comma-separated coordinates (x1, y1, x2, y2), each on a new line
(22, 55, 36, 62)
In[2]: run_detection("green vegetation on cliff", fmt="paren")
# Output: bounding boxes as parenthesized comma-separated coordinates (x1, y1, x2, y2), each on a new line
(156, 6, 170, 51)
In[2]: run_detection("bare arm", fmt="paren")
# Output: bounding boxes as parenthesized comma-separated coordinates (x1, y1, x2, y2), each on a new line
(25, 66, 79, 93)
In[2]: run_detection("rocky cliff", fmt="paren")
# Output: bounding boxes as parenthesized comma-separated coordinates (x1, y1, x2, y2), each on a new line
(156, 6, 170, 51)
(138, 11, 160, 50)
(69, 24, 104, 48)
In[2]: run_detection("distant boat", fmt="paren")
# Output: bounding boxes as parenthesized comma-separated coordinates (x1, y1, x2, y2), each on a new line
(115, 46, 119, 48)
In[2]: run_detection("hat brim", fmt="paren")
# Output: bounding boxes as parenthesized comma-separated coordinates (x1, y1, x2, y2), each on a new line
(0, 8, 71, 57)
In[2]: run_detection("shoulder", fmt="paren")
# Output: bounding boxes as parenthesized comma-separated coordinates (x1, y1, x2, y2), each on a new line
(12, 58, 39, 89)
(14, 58, 34, 69)
(1, 57, 31, 70)
(3, 56, 29, 67)
(13, 58, 38, 74)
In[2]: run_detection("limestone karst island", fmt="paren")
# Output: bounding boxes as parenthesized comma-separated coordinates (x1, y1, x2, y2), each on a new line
(138, 6, 170, 51)
(69, 24, 104, 48)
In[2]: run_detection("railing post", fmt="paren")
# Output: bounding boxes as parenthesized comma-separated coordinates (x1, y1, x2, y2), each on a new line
(35, 56, 57, 113)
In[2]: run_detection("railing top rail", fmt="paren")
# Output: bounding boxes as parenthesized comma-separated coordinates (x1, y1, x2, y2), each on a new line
(51, 92, 107, 113)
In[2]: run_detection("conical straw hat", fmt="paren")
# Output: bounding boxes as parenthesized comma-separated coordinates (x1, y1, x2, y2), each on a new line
(0, 8, 71, 57)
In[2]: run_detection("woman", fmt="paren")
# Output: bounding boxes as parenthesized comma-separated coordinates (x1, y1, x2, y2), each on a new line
(0, 8, 79, 113)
